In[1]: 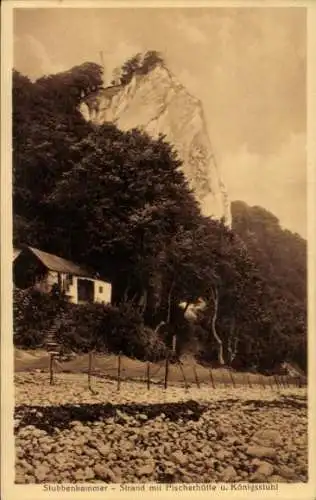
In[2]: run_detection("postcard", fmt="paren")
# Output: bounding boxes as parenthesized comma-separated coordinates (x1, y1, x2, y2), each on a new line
(1, 1, 315, 499)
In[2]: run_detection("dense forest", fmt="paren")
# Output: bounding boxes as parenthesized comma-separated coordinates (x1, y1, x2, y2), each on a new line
(12, 59, 307, 373)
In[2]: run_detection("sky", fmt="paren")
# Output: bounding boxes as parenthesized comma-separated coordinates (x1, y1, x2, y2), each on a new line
(13, 7, 307, 237)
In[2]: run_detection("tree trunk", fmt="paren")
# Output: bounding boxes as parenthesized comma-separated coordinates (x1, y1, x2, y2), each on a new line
(166, 280, 175, 324)
(210, 287, 225, 365)
(138, 288, 147, 315)
(154, 321, 166, 335)
(227, 316, 239, 365)
(227, 316, 233, 363)
(153, 280, 174, 344)
(122, 281, 130, 303)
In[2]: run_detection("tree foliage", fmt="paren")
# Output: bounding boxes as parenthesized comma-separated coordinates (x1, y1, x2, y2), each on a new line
(115, 50, 165, 86)
(230, 201, 307, 372)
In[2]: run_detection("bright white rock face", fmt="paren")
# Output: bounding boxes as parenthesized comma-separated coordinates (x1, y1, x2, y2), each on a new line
(80, 64, 231, 226)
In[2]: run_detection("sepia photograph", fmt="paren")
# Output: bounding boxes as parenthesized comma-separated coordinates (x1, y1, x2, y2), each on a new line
(1, 1, 315, 498)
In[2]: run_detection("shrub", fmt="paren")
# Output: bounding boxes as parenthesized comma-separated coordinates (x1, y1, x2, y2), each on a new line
(55, 301, 167, 360)
(14, 289, 168, 360)
(55, 302, 109, 353)
(13, 287, 68, 348)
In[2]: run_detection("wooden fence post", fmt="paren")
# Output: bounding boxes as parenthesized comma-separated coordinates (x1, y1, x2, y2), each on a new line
(178, 361, 189, 390)
(193, 364, 200, 389)
(229, 368, 236, 388)
(49, 353, 54, 385)
(260, 374, 266, 389)
(117, 352, 121, 391)
(209, 368, 216, 389)
(274, 374, 280, 390)
(164, 356, 169, 390)
(146, 360, 150, 390)
(88, 352, 92, 391)
(247, 374, 252, 389)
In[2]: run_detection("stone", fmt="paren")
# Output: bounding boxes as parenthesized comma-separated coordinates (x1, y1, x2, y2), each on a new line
(275, 465, 296, 480)
(32, 429, 45, 439)
(171, 451, 188, 466)
(84, 467, 95, 480)
(23, 425, 37, 432)
(216, 449, 230, 461)
(221, 466, 237, 481)
(251, 458, 263, 467)
(19, 460, 34, 473)
(70, 421, 83, 428)
(268, 475, 287, 483)
(16, 446, 25, 459)
(112, 466, 122, 482)
(207, 429, 217, 439)
(217, 424, 233, 437)
(41, 444, 53, 454)
(239, 471, 249, 479)
(205, 458, 217, 469)
(74, 469, 86, 481)
(137, 463, 155, 476)
(24, 474, 36, 484)
(97, 444, 111, 456)
(255, 461, 274, 477)
(245, 445, 276, 458)
(83, 446, 97, 457)
(94, 464, 116, 482)
(34, 465, 50, 482)
(252, 429, 282, 447)
(122, 441, 134, 451)
(138, 414, 148, 421)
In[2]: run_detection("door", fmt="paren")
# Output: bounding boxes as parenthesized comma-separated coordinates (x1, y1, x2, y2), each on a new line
(77, 278, 94, 303)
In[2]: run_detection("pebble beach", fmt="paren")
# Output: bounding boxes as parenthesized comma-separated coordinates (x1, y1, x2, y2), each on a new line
(14, 372, 308, 484)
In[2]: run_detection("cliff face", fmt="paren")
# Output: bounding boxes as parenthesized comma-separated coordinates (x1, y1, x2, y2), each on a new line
(80, 64, 231, 225)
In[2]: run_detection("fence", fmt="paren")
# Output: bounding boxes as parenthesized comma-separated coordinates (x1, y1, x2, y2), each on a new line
(15, 350, 307, 392)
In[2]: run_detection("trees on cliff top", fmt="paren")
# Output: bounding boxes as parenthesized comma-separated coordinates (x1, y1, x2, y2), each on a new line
(113, 51, 165, 86)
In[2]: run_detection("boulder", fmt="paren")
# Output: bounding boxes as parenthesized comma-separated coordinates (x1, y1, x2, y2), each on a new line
(245, 445, 276, 458)
(252, 429, 282, 447)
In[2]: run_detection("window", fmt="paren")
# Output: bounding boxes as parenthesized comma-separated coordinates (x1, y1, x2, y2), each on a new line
(99, 286, 103, 293)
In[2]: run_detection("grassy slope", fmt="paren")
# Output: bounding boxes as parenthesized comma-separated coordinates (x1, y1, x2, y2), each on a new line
(15, 349, 304, 387)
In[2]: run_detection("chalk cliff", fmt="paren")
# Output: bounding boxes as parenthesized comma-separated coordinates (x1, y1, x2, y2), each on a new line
(80, 64, 231, 225)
